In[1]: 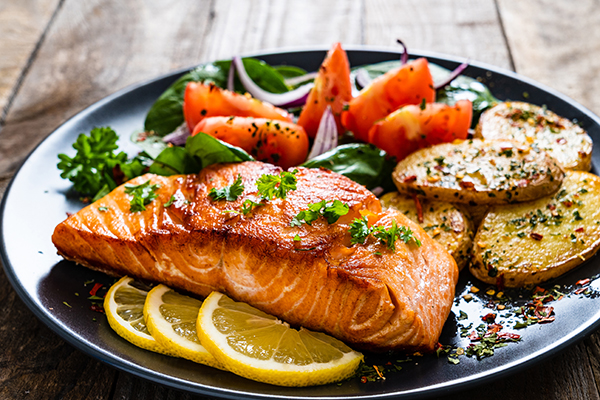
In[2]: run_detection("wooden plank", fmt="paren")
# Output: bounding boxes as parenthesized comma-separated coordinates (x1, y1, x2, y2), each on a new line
(0, 267, 117, 399)
(0, 0, 61, 120)
(364, 0, 513, 69)
(497, 0, 600, 114)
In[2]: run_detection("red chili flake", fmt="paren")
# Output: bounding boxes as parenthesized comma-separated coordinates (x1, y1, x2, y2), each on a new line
(562, 200, 573, 208)
(575, 227, 585, 233)
(482, 313, 496, 323)
(497, 332, 521, 340)
(516, 179, 530, 188)
(361, 376, 368, 384)
(496, 274, 505, 291)
(575, 287, 588, 295)
(459, 180, 475, 189)
(468, 331, 480, 341)
(534, 305, 554, 319)
(533, 286, 546, 295)
(89, 283, 103, 297)
(556, 138, 567, 144)
(90, 304, 105, 313)
(577, 278, 591, 286)
(530, 232, 544, 241)
(412, 194, 424, 223)
(548, 204, 556, 211)
(538, 316, 556, 324)
(487, 323, 503, 333)
(403, 175, 417, 183)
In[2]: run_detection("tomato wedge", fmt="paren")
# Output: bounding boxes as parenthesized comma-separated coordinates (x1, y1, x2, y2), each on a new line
(192, 116, 309, 169)
(297, 43, 352, 138)
(183, 82, 292, 132)
(341, 58, 436, 142)
(368, 99, 473, 161)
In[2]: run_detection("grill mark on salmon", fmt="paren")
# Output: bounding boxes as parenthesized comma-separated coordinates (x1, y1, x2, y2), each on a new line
(52, 161, 458, 352)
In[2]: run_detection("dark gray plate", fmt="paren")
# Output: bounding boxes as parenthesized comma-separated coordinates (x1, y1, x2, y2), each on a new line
(2, 46, 600, 400)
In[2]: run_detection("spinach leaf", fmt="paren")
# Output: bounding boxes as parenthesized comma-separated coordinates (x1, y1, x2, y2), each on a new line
(144, 58, 291, 136)
(301, 144, 396, 191)
(149, 132, 254, 176)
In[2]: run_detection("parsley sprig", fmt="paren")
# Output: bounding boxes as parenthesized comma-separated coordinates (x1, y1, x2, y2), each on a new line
(257, 169, 298, 200)
(349, 217, 421, 251)
(124, 180, 161, 212)
(291, 199, 349, 227)
(209, 174, 244, 201)
(57, 127, 147, 200)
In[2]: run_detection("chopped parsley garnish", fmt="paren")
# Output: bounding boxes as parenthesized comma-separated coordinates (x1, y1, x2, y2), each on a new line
(348, 217, 421, 250)
(98, 206, 108, 212)
(349, 216, 372, 245)
(209, 174, 244, 201)
(256, 169, 298, 200)
(124, 180, 161, 212)
(164, 195, 176, 207)
(291, 199, 349, 227)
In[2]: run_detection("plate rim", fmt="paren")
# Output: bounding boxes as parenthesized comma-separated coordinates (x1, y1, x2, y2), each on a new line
(2, 45, 600, 400)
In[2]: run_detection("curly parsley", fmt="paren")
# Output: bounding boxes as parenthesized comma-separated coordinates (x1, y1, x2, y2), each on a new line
(291, 199, 349, 227)
(124, 180, 161, 212)
(256, 169, 298, 200)
(209, 174, 244, 201)
(348, 217, 421, 251)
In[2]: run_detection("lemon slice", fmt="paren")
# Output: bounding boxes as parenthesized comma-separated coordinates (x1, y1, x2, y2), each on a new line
(143, 285, 223, 369)
(104, 276, 172, 356)
(197, 292, 363, 387)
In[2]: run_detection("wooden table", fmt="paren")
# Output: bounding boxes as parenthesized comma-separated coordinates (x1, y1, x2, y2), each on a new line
(2, 1, 600, 398)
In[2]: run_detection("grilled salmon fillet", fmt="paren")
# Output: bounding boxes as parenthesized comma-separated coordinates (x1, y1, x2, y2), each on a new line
(52, 161, 458, 352)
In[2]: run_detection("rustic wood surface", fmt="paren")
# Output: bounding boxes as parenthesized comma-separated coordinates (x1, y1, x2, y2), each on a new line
(1, 0, 600, 399)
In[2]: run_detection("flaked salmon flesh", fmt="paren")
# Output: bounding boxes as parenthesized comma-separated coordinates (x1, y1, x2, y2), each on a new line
(52, 161, 458, 352)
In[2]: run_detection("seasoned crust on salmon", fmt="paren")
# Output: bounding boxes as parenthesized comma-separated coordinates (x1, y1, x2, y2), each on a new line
(52, 161, 458, 353)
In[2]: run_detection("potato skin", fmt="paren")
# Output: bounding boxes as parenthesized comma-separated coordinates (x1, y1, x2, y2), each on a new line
(392, 139, 564, 206)
(380, 192, 474, 270)
(471, 171, 600, 288)
(475, 101, 592, 171)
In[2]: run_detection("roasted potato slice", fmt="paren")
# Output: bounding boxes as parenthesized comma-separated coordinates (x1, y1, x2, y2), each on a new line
(471, 170, 600, 288)
(392, 139, 564, 205)
(476, 101, 592, 171)
(381, 192, 473, 269)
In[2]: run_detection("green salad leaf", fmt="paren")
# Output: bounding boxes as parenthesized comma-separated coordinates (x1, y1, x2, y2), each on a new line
(149, 132, 254, 176)
(144, 58, 293, 136)
(301, 144, 396, 191)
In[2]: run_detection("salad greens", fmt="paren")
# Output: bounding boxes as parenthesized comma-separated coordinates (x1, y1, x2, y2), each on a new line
(301, 144, 397, 191)
(145, 58, 294, 136)
(59, 54, 500, 201)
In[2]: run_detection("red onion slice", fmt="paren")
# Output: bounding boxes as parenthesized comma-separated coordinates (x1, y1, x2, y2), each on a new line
(162, 122, 191, 146)
(434, 61, 469, 90)
(285, 72, 317, 87)
(307, 106, 338, 159)
(396, 39, 409, 65)
(355, 69, 372, 90)
(232, 56, 314, 108)
(227, 61, 235, 92)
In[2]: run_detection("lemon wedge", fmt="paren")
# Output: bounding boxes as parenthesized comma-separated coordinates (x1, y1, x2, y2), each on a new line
(143, 284, 222, 369)
(104, 276, 172, 356)
(197, 292, 363, 387)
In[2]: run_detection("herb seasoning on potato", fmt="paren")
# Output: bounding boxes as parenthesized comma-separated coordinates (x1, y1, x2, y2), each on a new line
(471, 170, 600, 287)
(392, 139, 564, 205)
(476, 102, 593, 171)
